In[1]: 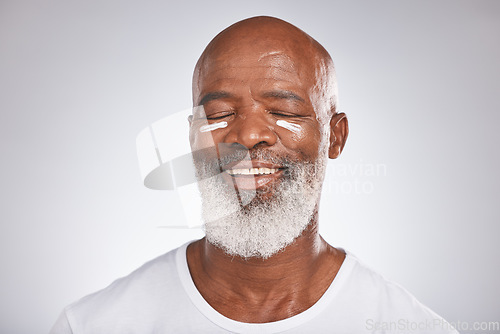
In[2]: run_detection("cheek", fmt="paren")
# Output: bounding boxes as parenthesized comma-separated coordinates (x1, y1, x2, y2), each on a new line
(275, 121, 322, 158)
(189, 125, 218, 151)
(199, 121, 228, 133)
(189, 123, 232, 162)
(276, 120, 303, 137)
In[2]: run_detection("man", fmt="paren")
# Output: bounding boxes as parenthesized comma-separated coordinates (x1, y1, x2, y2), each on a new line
(51, 16, 458, 333)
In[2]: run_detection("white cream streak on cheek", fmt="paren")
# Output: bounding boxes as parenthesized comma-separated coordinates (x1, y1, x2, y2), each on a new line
(276, 120, 302, 134)
(199, 121, 228, 133)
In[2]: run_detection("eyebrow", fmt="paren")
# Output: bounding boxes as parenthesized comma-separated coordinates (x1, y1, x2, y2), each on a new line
(198, 91, 233, 106)
(197, 89, 305, 106)
(261, 90, 305, 103)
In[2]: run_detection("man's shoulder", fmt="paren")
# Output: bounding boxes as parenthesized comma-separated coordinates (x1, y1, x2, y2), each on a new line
(62, 244, 186, 331)
(332, 252, 458, 333)
(342, 253, 436, 313)
(346, 254, 426, 307)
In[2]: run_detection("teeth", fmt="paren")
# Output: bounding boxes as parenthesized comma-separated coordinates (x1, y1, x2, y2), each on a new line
(227, 168, 278, 175)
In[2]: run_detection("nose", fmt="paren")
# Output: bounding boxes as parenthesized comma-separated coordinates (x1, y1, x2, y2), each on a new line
(222, 110, 277, 149)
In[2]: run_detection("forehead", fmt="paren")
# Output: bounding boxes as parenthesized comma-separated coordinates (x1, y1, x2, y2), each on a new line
(194, 46, 317, 98)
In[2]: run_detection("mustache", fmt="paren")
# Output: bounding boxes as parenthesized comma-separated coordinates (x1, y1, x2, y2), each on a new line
(192, 144, 322, 182)
(218, 149, 295, 169)
(192, 143, 297, 170)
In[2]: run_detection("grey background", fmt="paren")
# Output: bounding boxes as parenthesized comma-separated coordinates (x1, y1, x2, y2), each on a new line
(1, 0, 499, 333)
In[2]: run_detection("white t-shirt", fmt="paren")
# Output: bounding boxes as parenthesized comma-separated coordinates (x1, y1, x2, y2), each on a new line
(50, 242, 458, 333)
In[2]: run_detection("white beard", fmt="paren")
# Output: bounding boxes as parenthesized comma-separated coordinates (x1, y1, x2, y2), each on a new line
(195, 150, 326, 259)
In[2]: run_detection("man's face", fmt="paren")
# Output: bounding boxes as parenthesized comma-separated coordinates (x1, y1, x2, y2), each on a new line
(189, 40, 331, 258)
(191, 43, 329, 176)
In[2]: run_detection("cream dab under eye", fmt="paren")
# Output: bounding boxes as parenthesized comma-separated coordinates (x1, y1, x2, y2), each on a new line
(276, 120, 302, 134)
(199, 121, 228, 133)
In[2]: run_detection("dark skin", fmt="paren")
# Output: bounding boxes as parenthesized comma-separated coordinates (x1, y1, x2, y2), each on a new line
(187, 17, 349, 323)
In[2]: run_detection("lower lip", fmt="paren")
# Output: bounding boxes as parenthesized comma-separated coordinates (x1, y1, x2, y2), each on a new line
(221, 169, 285, 191)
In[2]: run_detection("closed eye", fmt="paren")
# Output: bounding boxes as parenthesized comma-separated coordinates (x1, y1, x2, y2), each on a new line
(205, 111, 235, 120)
(269, 110, 305, 118)
(207, 114, 233, 120)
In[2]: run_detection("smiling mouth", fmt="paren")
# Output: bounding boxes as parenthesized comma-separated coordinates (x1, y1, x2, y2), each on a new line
(226, 167, 280, 176)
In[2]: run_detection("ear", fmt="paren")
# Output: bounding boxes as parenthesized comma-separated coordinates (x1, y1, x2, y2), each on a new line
(328, 112, 348, 159)
(188, 114, 193, 126)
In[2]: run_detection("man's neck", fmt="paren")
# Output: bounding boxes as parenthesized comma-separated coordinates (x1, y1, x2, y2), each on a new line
(186, 217, 345, 323)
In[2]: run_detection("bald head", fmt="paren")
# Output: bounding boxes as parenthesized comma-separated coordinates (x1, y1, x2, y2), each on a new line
(192, 16, 338, 121)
